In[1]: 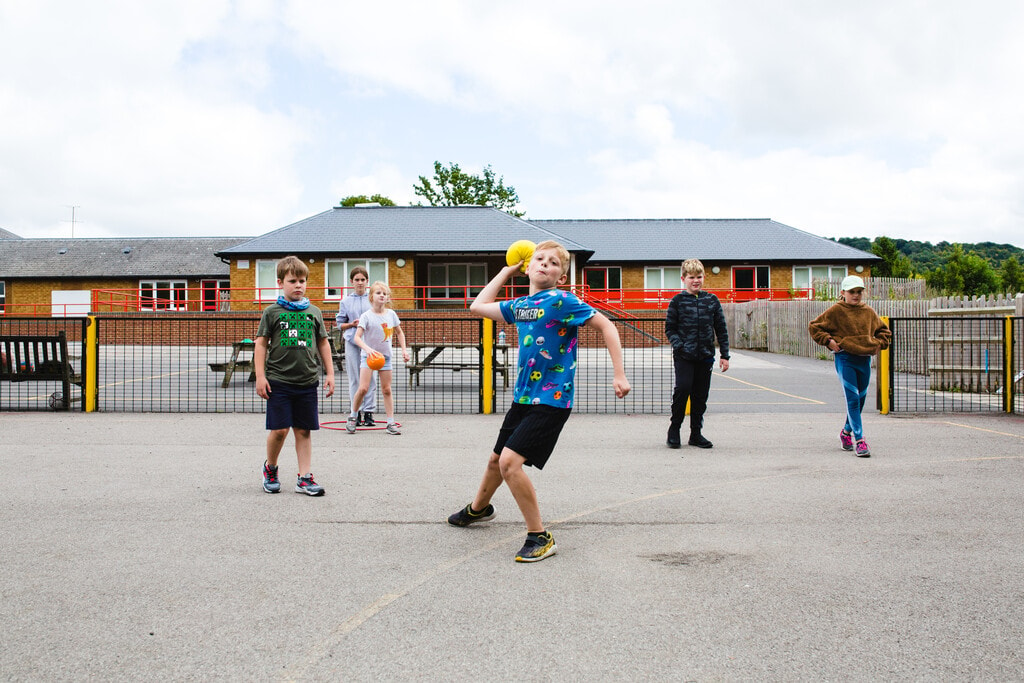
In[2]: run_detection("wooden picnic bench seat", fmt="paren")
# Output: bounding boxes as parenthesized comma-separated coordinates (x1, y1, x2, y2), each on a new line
(0, 331, 81, 410)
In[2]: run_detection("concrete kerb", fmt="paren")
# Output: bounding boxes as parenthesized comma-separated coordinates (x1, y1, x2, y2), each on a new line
(2, 353, 1023, 680)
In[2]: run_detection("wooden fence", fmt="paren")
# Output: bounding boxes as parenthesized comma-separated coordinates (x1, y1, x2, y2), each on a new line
(725, 294, 1024, 359)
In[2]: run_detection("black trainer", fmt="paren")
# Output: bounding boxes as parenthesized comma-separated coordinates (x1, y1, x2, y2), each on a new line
(361, 411, 375, 427)
(688, 434, 713, 449)
(666, 425, 681, 449)
(515, 531, 557, 563)
(447, 503, 495, 527)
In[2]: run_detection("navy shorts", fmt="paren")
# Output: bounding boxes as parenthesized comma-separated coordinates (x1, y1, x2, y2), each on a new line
(493, 403, 572, 470)
(265, 380, 320, 431)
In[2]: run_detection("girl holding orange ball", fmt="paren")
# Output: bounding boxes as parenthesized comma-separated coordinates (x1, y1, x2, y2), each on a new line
(347, 281, 410, 435)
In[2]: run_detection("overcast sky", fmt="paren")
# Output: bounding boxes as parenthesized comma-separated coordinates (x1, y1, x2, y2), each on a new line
(2, 1, 1022, 248)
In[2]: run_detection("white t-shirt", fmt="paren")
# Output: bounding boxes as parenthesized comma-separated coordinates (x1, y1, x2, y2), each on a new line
(358, 308, 401, 357)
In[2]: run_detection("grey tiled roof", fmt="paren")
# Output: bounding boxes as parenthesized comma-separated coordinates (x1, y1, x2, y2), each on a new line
(218, 206, 592, 257)
(0, 237, 244, 278)
(531, 218, 879, 263)
(0, 228, 21, 239)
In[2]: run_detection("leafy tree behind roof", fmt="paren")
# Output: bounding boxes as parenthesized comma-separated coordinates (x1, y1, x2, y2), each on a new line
(413, 161, 523, 217)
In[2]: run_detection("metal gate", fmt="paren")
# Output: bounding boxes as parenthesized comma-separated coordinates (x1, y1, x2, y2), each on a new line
(886, 316, 1021, 414)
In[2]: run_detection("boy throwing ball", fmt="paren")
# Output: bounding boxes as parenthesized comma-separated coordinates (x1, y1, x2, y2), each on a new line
(447, 240, 630, 562)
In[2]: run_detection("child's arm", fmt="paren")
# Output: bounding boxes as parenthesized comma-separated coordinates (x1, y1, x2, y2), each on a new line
(394, 325, 410, 363)
(585, 312, 631, 398)
(254, 336, 271, 399)
(808, 307, 841, 352)
(353, 326, 374, 355)
(470, 264, 520, 322)
(316, 335, 335, 397)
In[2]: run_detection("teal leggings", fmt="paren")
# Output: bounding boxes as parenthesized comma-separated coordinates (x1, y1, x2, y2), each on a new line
(834, 351, 871, 440)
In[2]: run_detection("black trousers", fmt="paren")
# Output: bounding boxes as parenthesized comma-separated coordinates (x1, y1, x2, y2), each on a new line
(670, 354, 713, 435)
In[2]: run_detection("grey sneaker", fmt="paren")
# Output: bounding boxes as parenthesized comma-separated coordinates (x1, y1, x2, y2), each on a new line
(346, 415, 357, 434)
(295, 473, 325, 496)
(385, 422, 401, 435)
(447, 503, 495, 527)
(262, 461, 280, 494)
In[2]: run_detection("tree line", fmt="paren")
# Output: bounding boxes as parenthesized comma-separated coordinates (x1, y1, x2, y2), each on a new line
(834, 236, 1024, 296)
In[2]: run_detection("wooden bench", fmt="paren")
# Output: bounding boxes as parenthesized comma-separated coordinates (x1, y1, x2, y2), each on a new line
(407, 342, 511, 389)
(0, 332, 82, 410)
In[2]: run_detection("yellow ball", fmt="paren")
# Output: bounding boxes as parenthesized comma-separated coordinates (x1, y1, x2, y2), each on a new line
(505, 240, 536, 273)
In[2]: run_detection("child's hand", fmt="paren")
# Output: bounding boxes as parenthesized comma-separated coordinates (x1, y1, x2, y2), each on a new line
(613, 376, 631, 398)
(402, 348, 410, 363)
(324, 375, 335, 398)
(719, 358, 730, 372)
(256, 377, 271, 399)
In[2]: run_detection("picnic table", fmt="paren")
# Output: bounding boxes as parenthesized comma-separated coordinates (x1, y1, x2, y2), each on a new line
(407, 342, 511, 389)
(209, 341, 256, 388)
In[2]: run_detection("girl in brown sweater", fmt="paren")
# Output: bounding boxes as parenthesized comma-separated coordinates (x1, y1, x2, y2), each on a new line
(808, 276, 891, 457)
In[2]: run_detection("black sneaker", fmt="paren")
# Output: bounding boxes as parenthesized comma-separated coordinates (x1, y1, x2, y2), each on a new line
(262, 461, 280, 494)
(688, 434, 713, 449)
(447, 503, 495, 527)
(666, 425, 681, 449)
(361, 411, 375, 427)
(295, 473, 325, 496)
(515, 531, 557, 563)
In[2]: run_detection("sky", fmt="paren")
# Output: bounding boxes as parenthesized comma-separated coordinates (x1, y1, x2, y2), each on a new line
(2, 0, 1023, 248)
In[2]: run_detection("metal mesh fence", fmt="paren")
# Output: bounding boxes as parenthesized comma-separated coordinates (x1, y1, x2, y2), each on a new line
(888, 317, 1022, 414)
(3, 312, 682, 414)
(0, 317, 88, 411)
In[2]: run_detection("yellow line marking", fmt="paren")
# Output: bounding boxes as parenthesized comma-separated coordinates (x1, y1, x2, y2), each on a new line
(718, 373, 827, 404)
(939, 421, 1024, 440)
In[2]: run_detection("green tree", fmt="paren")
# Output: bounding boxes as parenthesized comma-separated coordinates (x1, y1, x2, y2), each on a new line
(927, 244, 1000, 296)
(413, 161, 523, 217)
(870, 236, 914, 278)
(999, 254, 1024, 294)
(339, 194, 396, 206)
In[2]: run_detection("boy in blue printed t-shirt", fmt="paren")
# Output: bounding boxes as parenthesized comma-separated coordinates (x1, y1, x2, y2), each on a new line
(447, 240, 631, 563)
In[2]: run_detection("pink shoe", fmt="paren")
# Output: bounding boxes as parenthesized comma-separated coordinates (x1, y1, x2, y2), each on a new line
(839, 430, 854, 451)
(855, 439, 871, 457)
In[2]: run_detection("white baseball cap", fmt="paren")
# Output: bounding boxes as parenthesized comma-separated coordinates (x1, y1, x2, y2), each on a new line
(840, 275, 865, 291)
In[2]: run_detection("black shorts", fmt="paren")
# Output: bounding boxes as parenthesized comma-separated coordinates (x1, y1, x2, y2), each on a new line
(265, 380, 320, 431)
(493, 403, 572, 470)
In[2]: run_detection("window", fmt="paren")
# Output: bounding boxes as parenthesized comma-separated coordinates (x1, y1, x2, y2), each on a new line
(0, 280, 5, 314)
(140, 280, 187, 311)
(429, 263, 487, 300)
(644, 266, 682, 300)
(584, 266, 622, 303)
(255, 260, 280, 301)
(325, 259, 388, 298)
(793, 265, 847, 298)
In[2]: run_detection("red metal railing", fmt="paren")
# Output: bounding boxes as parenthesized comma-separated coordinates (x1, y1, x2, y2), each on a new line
(0, 285, 815, 316)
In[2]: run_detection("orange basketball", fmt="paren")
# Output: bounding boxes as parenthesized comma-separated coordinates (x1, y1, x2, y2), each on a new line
(367, 351, 386, 371)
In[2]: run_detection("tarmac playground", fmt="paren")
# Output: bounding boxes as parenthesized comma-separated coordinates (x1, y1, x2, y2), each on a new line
(2, 350, 1022, 681)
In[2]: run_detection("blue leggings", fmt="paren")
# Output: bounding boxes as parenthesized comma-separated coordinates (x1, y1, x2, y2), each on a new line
(834, 352, 871, 440)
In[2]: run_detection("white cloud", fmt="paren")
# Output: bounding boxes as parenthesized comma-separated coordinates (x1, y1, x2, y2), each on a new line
(1, 0, 1023, 247)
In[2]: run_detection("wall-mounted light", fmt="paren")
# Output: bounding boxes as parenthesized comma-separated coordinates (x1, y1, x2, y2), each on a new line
(396, 258, 406, 268)
(309, 258, 315, 263)
(855, 265, 864, 273)
(711, 266, 721, 274)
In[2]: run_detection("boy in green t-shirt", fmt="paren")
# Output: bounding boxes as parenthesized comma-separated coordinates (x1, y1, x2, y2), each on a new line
(255, 256, 335, 496)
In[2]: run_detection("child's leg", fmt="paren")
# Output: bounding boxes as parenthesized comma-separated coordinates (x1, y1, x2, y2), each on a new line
(834, 353, 870, 440)
(351, 367, 373, 416)
(266, 428, 289, 467)
(498, 448, 543, 532)
(688, 362, 714, 436)
(471, 451, 505, 511)
(378, 370, 394, 421)
(293, 428, 312, 476)
(670, 354, 695, 428)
